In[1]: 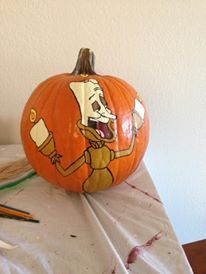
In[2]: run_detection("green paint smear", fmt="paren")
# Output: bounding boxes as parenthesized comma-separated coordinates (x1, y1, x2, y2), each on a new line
(0, 171, 37, 191)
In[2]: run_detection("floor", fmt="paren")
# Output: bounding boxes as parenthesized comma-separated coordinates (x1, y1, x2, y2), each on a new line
(183, 239, 206, 274)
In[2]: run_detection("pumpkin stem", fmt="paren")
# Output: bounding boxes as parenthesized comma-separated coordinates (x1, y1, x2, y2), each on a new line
(71, 48, 96, 75)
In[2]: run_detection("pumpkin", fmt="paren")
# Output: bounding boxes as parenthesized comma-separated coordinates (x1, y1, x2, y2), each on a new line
(21, 48, 149, 193)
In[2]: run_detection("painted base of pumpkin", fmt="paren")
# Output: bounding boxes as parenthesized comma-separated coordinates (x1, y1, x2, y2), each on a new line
(83, 168, 113, 192)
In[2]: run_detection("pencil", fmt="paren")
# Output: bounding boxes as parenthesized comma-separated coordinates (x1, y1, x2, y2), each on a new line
(0, 213, 40, 223)
(0, 205, 33, 219)
(0, 203, 30, 215)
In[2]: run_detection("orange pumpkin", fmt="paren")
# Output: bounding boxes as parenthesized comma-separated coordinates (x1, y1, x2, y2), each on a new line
(21, 48, 149, 193)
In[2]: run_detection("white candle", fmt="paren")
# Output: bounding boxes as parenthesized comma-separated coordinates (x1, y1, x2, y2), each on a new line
(133, 99, 145, 129)
(134, 99, 145, 120)
(30, 119, 49, 147)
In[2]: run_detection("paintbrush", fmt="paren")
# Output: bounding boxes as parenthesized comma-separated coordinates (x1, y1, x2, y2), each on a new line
(0, 204, 33, 219)
(0, 158, 32, 182)
(0, 203, 30, 214)
(0, 213, 39, 223)
(0, 158, 39, 223)
(0, 204, 39, 223)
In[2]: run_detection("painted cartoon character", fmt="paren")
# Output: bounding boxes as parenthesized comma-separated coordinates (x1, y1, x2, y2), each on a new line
(30, 79, 145, 192)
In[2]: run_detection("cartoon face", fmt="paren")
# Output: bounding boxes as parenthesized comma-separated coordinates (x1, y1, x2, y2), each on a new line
(70, 79, 116, 142)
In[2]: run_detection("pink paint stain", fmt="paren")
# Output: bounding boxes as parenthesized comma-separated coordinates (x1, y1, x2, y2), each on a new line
(101, 263, 117, 274)
(125, 181, 162, 204)
(111, 266, 116, 274)
(126, 232, 162, 270)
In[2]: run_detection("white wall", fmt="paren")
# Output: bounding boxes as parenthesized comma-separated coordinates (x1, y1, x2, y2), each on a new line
(0, 0, 205, 244)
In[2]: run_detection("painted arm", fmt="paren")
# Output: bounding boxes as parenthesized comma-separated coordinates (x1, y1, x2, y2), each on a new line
(114, 131, 136, 159)
(55, 155, 85, 176)
(29, 118, 85, 176)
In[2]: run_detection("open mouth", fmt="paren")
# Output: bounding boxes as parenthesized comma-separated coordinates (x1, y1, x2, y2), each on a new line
(88, 118, 113, 139)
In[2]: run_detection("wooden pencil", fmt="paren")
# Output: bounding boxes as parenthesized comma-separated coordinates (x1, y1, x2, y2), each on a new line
(0, 205, 33, 219)
(0, 203, 30, 214)
(0, 213, 39, 223)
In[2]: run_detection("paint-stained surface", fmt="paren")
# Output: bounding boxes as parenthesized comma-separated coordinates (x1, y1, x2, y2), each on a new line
(126, 232, 162, 269)
(0, 145, 193, 274)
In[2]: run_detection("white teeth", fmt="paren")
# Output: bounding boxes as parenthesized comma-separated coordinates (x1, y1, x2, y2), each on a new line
(96, 129, 105, 138)
(89, 118, 98, 122)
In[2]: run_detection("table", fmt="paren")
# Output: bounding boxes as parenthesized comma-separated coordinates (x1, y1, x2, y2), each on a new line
(0, 145, 193, 274)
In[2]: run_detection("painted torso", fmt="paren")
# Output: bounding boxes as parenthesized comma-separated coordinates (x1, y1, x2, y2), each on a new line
(83, 145, 114, 192)
(85, 145, 114, 169)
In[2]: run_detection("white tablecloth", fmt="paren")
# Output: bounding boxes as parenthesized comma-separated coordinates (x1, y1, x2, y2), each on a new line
(0, 145, 192, 274)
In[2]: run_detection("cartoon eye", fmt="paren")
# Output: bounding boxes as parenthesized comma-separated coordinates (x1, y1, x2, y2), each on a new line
(100, 96, 107, 106)
(92, 101, 101, 111)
